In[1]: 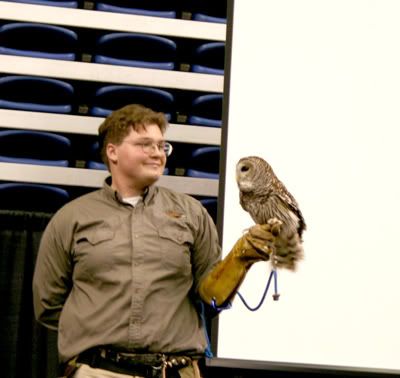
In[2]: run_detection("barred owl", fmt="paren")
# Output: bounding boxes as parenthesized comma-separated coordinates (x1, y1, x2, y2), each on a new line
(236, 156, 306, 271)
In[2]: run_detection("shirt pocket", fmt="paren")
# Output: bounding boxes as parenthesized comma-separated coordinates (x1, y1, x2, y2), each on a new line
(74, 225, 117, 277)
(77, 227, 115, 246)
(157, 218, 193, 277)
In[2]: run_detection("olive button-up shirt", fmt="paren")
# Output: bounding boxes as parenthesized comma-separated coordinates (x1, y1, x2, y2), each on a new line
(32, 178, 221, 362)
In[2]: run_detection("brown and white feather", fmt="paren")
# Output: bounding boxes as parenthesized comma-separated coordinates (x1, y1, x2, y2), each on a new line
(236, 156, 306, 271)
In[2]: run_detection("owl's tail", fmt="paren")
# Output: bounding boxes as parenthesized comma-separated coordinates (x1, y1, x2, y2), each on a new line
(271, 231, 304, 271)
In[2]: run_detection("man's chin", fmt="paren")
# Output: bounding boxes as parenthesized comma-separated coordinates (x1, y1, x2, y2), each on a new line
(144, 171, 163, 185)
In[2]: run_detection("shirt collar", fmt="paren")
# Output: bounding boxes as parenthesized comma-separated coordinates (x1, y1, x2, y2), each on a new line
(103, 176, 157, 206)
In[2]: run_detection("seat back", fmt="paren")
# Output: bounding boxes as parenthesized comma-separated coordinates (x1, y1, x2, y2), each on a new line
(192, 42, 225, 75)
(94, 32, 176, 70)
(199, 197, 218, 223)
(85, 141, 107, 170)
(90, 85, 174, 121)
(0, 22, 78, 61)
(0, 182, 70, 212)
(4, 0, 78, 8)
(187, 94, 223, 127)
(0, 75, 74, 114)
(95, 0, 177, 18)
(186, 146, 220, 179)
(0, 130, 71, 166)
(189, 0, 227, 23)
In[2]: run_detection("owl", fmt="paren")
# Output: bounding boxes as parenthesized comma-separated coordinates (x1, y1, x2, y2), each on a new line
(236, 156, 306, 271)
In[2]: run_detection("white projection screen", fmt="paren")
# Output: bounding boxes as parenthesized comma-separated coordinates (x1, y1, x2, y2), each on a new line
(215, 0, 400, 374)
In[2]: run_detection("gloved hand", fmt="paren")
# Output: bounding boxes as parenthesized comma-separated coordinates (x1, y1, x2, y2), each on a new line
(237, 222, 281, 262)
(198, 222, 280, 307)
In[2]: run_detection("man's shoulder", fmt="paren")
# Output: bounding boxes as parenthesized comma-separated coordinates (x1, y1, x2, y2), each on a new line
(155, 185, 200, 206)
(54, 188, 103, 216)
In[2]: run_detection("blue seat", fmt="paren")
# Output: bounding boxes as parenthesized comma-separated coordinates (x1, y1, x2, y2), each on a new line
(187, 94, 223, 128)
(90, 85, 174, 121)
(199, 197, 218, 223)
(0, 22, 78, 61)
(86, 161, 107, 170)
(192, 14, 226, 24)
(0, 182, 70, 212)
(0, 75, 74, 114)
(85, 141, 107, 170)
(4, 0, 78, 8)
(190, 0, 227, 23)
(192, 42, 225, 75)
(95, 0, 176, 18)
(94, 33, 176, 70)
(186, 146, 220, 179)
(0, 130, 71, 167)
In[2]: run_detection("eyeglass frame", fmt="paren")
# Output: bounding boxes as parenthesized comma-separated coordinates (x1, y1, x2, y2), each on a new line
(124, 139, 173, 157)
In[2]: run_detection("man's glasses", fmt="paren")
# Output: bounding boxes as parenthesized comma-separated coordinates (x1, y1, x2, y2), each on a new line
(130, 140, 173, 157)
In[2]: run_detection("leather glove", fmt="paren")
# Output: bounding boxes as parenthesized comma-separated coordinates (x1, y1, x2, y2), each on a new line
(198, 222, 280, 307)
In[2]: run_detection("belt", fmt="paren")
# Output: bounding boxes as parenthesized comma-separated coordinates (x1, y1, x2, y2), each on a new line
(76, 347, 195, 378)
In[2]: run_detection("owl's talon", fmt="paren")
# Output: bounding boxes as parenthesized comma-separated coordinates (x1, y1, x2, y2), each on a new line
(267, 218, 282, 226)
(262, 245, 271, 254)
(267, 218, 282, 236)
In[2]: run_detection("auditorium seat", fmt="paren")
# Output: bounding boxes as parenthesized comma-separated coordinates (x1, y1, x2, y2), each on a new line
(85, 141, 107, 170)
(86, 161, 107, 170)
(0, 22, 78, 61)
(94, 32, 176, 70)
(186, 146, 220, 179)
(0, 75, 74, 114)
(189, 0, 227, 23)
(199, 197, 218, 223)
(0, 130, 71, 167)
(4, 0, 78, 8)
(89, 85, 174, 120)
(187, 94, 223, 128)
(95, 0, 177, 18)
(192, 14, 226, 24)
(0, 182, 70, 212)
(192, 42, 225, 75)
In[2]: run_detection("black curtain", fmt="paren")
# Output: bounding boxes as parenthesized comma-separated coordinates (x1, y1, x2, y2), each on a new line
(0, 210, 58, 378)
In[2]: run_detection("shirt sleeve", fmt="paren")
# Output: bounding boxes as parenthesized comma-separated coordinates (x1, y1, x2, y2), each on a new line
(32, 210, 74, 330)
(191, 205, 222, 293)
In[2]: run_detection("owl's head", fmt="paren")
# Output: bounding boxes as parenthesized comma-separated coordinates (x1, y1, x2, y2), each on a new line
(236, 156, 273, 193)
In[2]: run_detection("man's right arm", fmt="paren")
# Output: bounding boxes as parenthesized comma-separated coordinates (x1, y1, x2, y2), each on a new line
(32, 216, 73, 330)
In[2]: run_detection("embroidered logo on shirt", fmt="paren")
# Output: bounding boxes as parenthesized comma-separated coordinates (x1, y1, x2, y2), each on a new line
(165, 210, 185, 219)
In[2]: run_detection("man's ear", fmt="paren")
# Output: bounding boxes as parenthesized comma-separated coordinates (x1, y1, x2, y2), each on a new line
(106, 143, 118, 165)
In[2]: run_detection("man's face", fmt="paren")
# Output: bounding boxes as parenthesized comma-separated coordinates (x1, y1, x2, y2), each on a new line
(107, 124, 167, 189)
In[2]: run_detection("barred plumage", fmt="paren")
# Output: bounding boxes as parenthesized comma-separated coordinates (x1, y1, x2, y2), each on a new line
(236, 156, 306, 270)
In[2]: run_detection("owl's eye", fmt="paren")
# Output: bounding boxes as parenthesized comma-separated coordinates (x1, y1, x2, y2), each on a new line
(240, 165, 250, 173)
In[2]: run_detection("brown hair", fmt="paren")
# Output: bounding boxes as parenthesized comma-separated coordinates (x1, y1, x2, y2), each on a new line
(98, 104, 168, 168)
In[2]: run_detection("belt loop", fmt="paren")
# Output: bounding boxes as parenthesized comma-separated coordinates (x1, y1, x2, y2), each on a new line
(193, 359, 202, 378)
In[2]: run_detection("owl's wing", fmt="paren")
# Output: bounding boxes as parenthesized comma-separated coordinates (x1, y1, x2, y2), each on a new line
(276, 190, 306, 237)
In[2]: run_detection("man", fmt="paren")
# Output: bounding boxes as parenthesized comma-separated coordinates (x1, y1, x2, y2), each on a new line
(33, 104, 276, 378)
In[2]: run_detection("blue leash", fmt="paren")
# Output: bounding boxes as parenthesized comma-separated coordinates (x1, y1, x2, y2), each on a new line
(211, 269, 280, 312)
(237, 269, 279, 311)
